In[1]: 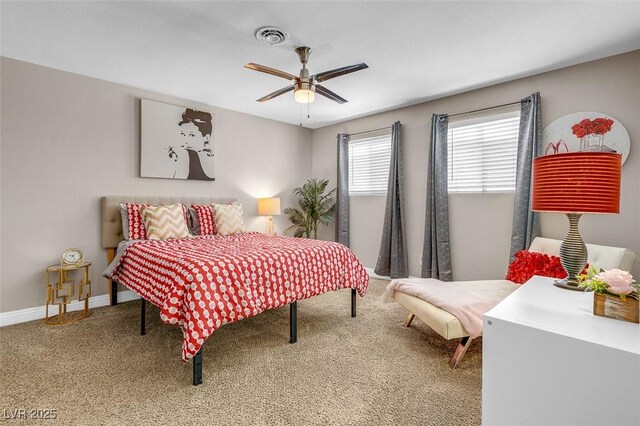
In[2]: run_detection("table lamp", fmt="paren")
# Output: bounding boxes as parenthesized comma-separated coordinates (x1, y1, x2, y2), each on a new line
(532, 152, 621, 290)
(257, 197, 281, 236)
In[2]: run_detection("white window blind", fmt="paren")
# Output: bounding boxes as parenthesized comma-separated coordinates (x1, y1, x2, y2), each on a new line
(447, 112, 520, 193)
(348, 132, 391, 196)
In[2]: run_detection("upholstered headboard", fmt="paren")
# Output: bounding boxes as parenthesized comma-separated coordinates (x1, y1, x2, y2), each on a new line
(529, 237, 637, 272)
(101, 195, 237, 249)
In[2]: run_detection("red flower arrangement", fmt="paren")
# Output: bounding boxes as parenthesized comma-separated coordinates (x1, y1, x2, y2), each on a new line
(505, 250, 589, 285)
(571, 117, 614, 138)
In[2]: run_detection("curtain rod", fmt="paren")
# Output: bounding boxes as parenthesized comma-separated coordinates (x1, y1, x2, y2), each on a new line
(347, 125, 392, 137)
(447, 99, 528, 118)
(346, 99, 528, 131)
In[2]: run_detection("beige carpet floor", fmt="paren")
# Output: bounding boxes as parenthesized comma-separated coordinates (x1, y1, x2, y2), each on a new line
(0, 279, 482, 425)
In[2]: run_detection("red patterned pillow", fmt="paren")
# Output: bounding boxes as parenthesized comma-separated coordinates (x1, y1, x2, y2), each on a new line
(191, 205, 216, 235)
(506, 250, 569, 284)
(124, 203, 149, 240)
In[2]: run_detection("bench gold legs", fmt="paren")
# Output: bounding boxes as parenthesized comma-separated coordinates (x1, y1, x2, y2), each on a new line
(404, 313, 415, 327)
(403, 312, 473, 368)
(449, 336, 473, 369)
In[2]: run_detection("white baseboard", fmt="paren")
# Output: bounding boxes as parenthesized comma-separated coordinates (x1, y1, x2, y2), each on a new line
(365, 267, 391, 280)
(365, 267, 419, 280)
(0, 290, 140, 327)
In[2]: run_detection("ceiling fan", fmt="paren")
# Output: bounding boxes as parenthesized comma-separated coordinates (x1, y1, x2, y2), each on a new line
(245, 46, 368, 104)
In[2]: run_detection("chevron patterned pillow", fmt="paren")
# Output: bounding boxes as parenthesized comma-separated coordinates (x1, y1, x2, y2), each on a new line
(211, 202, 246, 236)
(140, 204, 191, 240)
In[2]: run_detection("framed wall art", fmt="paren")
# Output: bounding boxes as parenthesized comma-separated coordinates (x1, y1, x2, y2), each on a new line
(542, 111, 630, 165)
(141, 99, 215, 180)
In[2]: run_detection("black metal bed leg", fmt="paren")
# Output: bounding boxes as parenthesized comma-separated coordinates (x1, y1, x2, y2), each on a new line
(193, 349, 203, 386)
(111, 281, 118, 306)
(290, 302, 297, 344)
(140, 298, 146, 336)
(351, 288, 357, 318)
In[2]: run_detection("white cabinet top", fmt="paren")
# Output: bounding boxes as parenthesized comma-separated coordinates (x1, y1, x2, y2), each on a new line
(485, 275, 640, 355)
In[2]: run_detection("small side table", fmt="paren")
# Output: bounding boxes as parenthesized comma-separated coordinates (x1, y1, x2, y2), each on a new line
(45, 262, 92, 325)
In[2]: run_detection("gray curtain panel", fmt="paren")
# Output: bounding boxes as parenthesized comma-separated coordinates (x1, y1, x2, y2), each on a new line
(375, 122, 408, 278)
(336, 133, 350, 246)
(509, 92, 542, 260)
(421, 114, 452, 281)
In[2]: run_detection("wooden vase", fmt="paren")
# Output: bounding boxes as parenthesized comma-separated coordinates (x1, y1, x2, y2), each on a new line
(593, 293, 639, 324)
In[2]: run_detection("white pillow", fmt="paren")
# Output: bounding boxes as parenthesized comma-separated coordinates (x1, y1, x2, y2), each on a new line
(140, 204, 191, 240)
(211, 202, 246, 236)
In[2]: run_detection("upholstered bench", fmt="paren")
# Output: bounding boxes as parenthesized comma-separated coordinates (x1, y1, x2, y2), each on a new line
(391, 237, 637, 368)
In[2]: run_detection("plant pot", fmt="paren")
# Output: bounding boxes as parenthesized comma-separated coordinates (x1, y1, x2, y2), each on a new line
(593, 293, 639, 324)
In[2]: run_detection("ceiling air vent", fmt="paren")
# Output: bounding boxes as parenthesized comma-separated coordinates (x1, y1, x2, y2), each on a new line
(255, 26, 287, 45)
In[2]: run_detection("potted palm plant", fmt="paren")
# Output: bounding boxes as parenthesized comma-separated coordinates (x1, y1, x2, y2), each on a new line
(284, 178, 336, 239)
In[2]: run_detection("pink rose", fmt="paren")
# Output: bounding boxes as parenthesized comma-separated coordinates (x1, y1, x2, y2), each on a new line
(596, 269, 635, 295)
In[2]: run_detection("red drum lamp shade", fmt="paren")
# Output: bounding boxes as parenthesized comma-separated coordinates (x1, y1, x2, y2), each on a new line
(532, 152, 621, 214)
(531, 152, 622, 290)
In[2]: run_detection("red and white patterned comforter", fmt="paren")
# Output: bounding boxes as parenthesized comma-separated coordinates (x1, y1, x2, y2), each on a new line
(106, 233, 369, 361)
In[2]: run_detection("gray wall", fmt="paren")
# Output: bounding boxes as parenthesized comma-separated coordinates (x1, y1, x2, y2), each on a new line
(2, 51, 639, 314)
(312, 51, 640, 280)
(0, 57, 312, 312)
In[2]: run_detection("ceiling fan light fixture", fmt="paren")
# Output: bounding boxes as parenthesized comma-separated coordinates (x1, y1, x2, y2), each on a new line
(247, 45, 367, 105)
(294, 88, 315, 104)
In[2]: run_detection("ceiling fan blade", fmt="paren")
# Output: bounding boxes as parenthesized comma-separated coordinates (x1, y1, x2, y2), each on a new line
(315, 84, 348, 104)
(313, 63, 368, 82)
(256, 85, 295, 102)
(244, 63, 297, 81)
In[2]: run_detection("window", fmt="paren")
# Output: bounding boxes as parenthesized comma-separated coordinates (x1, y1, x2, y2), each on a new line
(348, 131, 392, 196)
(447, 111, 520, 193)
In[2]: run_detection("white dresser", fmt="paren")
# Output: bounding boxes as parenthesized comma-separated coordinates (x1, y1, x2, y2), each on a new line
(482, 275, 640, 426)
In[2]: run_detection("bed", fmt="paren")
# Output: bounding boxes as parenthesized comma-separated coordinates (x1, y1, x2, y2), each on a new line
(101, 196, 369, 385)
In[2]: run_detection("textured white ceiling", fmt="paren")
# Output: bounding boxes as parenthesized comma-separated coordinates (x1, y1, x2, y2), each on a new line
(2, 1, 639, 129)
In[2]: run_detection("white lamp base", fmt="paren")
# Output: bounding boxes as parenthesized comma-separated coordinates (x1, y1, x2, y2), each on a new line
(265, 216, 276, 236)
